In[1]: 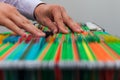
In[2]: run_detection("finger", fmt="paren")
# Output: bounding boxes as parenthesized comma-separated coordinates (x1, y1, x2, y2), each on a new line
(60, 7, 82, 33)
(9, 14, 45, 37)
(41, 17, 58, 33)
(15, 13, 45, 36)
(52, 7, 68, 33)
(19, 15, 46, 36)
(2, 18, 26, 36)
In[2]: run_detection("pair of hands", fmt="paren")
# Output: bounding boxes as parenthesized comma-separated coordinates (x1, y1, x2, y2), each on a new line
(0, 2, 82, 37)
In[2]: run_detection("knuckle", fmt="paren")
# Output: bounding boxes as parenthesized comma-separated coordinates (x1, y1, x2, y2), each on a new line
(43, 18, 52, 26)
(25, 20, 31, 24)
(51, 7, 61, 15)
(9, 6, 17, 11)
(19, 20, 31, 27)
(7, 8, 17, 16)
(22, 20, 31, 24)
(18, 30, 25, 35)
(57, 17, 63, 22)
(18, 29, 24, 33)
(69, 22, 76, 28)
(52, 5, 60, 10)
(0, 17, 6, 25)
(67, 16, 71, 19)
(53, 4, 60, 7)
(60, 6, 64, 9)
(52, 7, 57, 11)
(66, 16, 72, 21)
(41, 19, 46, 25)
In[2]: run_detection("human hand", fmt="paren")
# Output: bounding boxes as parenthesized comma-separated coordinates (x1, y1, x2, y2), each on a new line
(0, 2, 45, 37)
(34, 4, 82, 34)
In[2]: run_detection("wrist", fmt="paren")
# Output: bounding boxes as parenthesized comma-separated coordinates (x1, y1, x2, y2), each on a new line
(34, 3, 46, 20)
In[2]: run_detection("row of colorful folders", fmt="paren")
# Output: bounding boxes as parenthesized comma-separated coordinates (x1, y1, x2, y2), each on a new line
(0, 22, 120, 80)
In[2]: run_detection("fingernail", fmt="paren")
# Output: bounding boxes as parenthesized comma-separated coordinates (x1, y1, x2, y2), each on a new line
(80, 30, 84, 33)
(23, 34, 27, 38)
(41, 32, 46, 36)
(39, 32, 45, 36)
(25, 35, 32, 43)
(75, 28, 81, 32)
(53, 29, 58, 33)
(64, 29, 69, 33)
(19, 34, 27, 43)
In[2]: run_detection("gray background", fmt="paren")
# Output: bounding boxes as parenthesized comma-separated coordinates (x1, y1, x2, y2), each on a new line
(0, 0, 120, 36)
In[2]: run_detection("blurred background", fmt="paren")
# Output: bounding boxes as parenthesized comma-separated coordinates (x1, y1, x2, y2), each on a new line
(0, 0, 120, 36)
